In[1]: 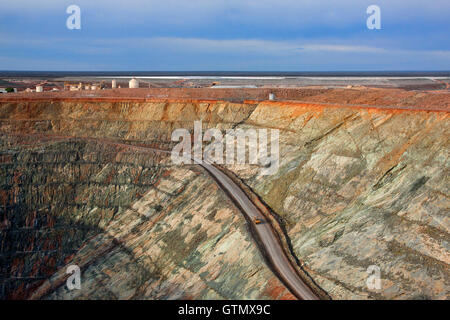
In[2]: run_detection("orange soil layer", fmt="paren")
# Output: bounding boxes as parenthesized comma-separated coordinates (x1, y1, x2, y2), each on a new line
(1, 87, 449, 112)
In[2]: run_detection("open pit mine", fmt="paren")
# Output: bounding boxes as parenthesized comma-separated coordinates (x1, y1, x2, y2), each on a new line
(0, 87, 448, 300)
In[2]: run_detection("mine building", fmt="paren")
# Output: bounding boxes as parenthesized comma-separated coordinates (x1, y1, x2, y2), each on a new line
(129, 78, 139, 88)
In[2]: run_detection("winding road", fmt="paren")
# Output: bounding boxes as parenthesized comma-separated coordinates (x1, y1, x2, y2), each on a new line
(155, 143, 320, 300)
(8, 133, 321, 300)
(197, 159, 320, 300)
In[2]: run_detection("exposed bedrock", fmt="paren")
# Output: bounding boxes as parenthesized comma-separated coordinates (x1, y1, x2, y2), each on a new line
(0, 100, 448, 299)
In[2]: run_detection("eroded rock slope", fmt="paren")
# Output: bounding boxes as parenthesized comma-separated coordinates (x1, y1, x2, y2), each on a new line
(0, 97, 448, 299)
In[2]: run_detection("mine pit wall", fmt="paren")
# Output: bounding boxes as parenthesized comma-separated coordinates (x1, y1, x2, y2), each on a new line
(0, 139, 168, 299)
(227, 102, 449, 299)
(0, 99, 448, 300)
(0, 100, 295, 300)
(2, 87, 449, 112)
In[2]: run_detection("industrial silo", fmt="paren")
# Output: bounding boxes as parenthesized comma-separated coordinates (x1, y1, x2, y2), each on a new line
(129, 78, 139, 89)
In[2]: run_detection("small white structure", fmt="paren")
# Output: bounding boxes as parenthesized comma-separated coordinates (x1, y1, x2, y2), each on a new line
(269, 93, 275, 101)
(36, 86, 43, 93)
(85, 85, 90, 90)
(129, 78, 139, 89)
(112, 79, 117, 89)
(91, 85, 98, 91)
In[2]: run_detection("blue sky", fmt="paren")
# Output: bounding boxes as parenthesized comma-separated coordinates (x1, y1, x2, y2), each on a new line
(0, 0, 449, 71)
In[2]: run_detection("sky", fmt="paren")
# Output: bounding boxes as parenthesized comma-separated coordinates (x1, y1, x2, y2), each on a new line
(0, 0, 449, 71)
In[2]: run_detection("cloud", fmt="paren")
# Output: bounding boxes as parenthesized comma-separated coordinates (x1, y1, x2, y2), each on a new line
(0, 55, 102, 71)
(0, 1, 448, 70)
(1, 35, 448, 71)
(300, 44, 387, 53)
(2, 0, 450, 31)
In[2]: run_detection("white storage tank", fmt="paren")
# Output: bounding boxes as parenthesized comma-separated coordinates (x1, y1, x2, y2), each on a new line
(112, 79, 117, 89)
(129, 78, 139, 89)
(36, 86, 43, 93)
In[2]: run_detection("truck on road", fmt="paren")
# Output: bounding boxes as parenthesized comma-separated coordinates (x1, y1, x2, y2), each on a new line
(253, 217, 263, 225)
